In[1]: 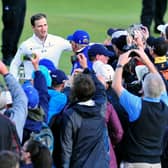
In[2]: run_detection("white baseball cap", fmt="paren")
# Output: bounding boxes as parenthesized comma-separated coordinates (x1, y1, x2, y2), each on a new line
(157, 24, 168, 34)
(94, 62, 114, 82)
(112, 30, 128, 39)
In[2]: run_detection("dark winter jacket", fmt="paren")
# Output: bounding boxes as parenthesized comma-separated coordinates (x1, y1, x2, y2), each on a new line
(61, 102, 109, 168)
(60, 69, 109, 168)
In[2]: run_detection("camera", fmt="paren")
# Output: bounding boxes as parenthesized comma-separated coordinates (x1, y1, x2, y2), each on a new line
(122, 44, 139, 57)
(23, 54, 35, 61)
(123, 44, 138, 51)
(127, 24, 143, 39)
(75, 48, 84, 56)
(71, 48, 84, 63)
(129, 51, 139, 58)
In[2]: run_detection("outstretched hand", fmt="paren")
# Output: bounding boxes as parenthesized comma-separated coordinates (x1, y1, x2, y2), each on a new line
(0, 61, 9, 75)
(77, 53, 87, 69)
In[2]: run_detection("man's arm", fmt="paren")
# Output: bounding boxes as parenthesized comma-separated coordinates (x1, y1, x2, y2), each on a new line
(112, 50, 132, 96)
(31, 54, 49, 122)
(9, 45, 25, 80)
(0, 61, 28, 142)
(112, 48, 158, 96)
(77, 53, 106, 105)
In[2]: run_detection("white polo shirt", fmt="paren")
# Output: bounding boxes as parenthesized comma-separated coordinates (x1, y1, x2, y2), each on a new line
(10, 34, 72, 80)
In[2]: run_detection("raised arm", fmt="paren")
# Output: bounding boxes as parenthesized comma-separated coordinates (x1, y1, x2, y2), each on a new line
(112, 48, 158, 97)
(0, 61, 28, 142)
(31, 54, 49, 122)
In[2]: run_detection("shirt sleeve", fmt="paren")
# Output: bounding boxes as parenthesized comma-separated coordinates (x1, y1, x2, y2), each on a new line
(9, 46, 24, 80)
(4, 74, 28, 142)
(119, 89, 142, 122)
(161, 91, 168, 106)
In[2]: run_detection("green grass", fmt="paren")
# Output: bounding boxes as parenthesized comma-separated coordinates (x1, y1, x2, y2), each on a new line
(0, 0, 168, 75)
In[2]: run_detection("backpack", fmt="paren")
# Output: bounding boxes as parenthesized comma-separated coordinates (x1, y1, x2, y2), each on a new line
(29, 122, 54, 154)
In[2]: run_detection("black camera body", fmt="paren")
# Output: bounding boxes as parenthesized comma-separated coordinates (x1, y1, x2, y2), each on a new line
(23, 54, 35, 61)
(129, 51, 139, 58)
(122, 44, 139, 58)
(71, 49, 84, 63)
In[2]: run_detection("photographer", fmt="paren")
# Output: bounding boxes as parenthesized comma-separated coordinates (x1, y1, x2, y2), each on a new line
(112, 48, 168, 168)
(111, 30, 138, 94)
(111, 30, 128, 69)
(111, 25, 151, 96)
(67, 30, 93, 74)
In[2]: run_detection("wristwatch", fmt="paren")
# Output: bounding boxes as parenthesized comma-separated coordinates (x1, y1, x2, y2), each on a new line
(116, 64, 124, 68)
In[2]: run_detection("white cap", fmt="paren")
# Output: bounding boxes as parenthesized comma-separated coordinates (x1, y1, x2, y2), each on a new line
(93, 62, 114, 82)
(112, 30, 128, 39)
(157, 24, 168, 34)
(135, 65, 149, 81)
(103, 64, 114, 82)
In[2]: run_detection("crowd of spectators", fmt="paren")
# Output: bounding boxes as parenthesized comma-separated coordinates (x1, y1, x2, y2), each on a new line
(1, 12, 168, 168)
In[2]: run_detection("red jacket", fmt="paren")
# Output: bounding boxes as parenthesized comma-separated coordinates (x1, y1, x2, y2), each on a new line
(105, 102, 124, 168)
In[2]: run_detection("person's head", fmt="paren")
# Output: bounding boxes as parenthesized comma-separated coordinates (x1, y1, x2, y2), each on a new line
(68, 30, 90, 52)
(50, 69, 68, 91)
(143, 73, 165, 98)
(147, 37, 168, 56)
(39, 59, 56, 72)
(111, 30, 128, 56)
(95, 64, 114, 89)
(0, 150, 20, 168)
(67, 35, 76, 53)
(70, 73, 96, 102)
(31, 65, 52, 87)
(88, 43, 114, 63)
(22, 80, 39, 110)
(31, 13, 48, 40)
(21, 139, 52, 168)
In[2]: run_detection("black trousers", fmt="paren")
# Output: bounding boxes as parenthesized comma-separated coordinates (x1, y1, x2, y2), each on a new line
(140, 0, 167, 32)
(1, 0, 26, 62)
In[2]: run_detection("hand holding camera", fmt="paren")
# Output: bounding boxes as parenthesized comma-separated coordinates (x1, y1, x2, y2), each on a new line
(70, 48, 85, 63)
(30, 53, 39, 70)
(23, 53, 36, 61)
(122, 44, 140, 58)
